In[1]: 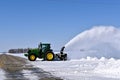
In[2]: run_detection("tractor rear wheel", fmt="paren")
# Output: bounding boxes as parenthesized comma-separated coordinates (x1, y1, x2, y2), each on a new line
(28, 54, 37, 61)
(45, 52, 54, 61)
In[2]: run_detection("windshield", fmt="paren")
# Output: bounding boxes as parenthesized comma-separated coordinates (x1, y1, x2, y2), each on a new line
(42, 44, 48, 53)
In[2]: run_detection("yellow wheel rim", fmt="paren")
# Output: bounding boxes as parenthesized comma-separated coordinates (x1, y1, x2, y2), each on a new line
(47, 53, 54, 60)
(30, 55, 35, 60)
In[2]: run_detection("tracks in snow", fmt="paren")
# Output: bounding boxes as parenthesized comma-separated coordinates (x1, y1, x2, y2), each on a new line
(0, 54, 62, 80)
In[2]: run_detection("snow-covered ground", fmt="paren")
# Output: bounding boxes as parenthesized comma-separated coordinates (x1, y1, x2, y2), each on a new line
(0, 69, 6, 80)
(29, 57, 120, 80)
(6, 53, 27, 59)
(22, 70, 39, 80)
(7, 53, 120, 80)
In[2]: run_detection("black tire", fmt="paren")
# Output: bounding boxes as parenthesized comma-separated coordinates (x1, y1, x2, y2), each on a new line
(28, 54, 37, 61)
(45, 51, 54, 61)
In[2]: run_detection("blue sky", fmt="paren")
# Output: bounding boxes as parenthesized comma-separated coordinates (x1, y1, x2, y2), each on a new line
(0, 0, 120, 52)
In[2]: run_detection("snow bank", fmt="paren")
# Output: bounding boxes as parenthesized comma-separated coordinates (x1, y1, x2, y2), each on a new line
(65, 26, 120, 59)
(8, 53, 120, 79)
(6, 53, 27, 59)
(94, 58, 120, 78)
(31, 57, 120, 80)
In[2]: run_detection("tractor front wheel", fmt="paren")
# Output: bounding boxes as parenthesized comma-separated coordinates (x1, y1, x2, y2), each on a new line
(28, 54, 37, 61)
(45, 52, 54, 61)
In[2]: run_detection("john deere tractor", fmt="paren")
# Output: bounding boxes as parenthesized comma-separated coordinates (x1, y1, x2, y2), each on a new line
(24, 43, 67, 61)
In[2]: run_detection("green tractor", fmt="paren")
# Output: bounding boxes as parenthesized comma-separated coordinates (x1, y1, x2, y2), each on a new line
(24, 43, 67, 61)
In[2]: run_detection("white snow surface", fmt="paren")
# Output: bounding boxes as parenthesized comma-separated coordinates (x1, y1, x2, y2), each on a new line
(22, 70, 39, 80)
(30, 57, 120, 80)
(65, 26, 120, 59)
(6, 53, 27, 58)
(5, 53, 120, 80)
(0, 69, 6, 80)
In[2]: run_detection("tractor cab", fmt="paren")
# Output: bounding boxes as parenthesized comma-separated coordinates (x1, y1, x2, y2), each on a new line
(38, 43, 52, 53)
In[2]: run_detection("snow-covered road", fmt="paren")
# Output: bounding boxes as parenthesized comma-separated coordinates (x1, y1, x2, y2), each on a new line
(0, 53, 63, 80)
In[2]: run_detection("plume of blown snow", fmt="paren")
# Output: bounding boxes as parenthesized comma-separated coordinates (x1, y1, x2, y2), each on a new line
(65, 26, 120, 59)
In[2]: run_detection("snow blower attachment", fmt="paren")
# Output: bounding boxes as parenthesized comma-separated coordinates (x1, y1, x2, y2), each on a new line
(24, 42, 67, 61)
(56, 46, 67, 60)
